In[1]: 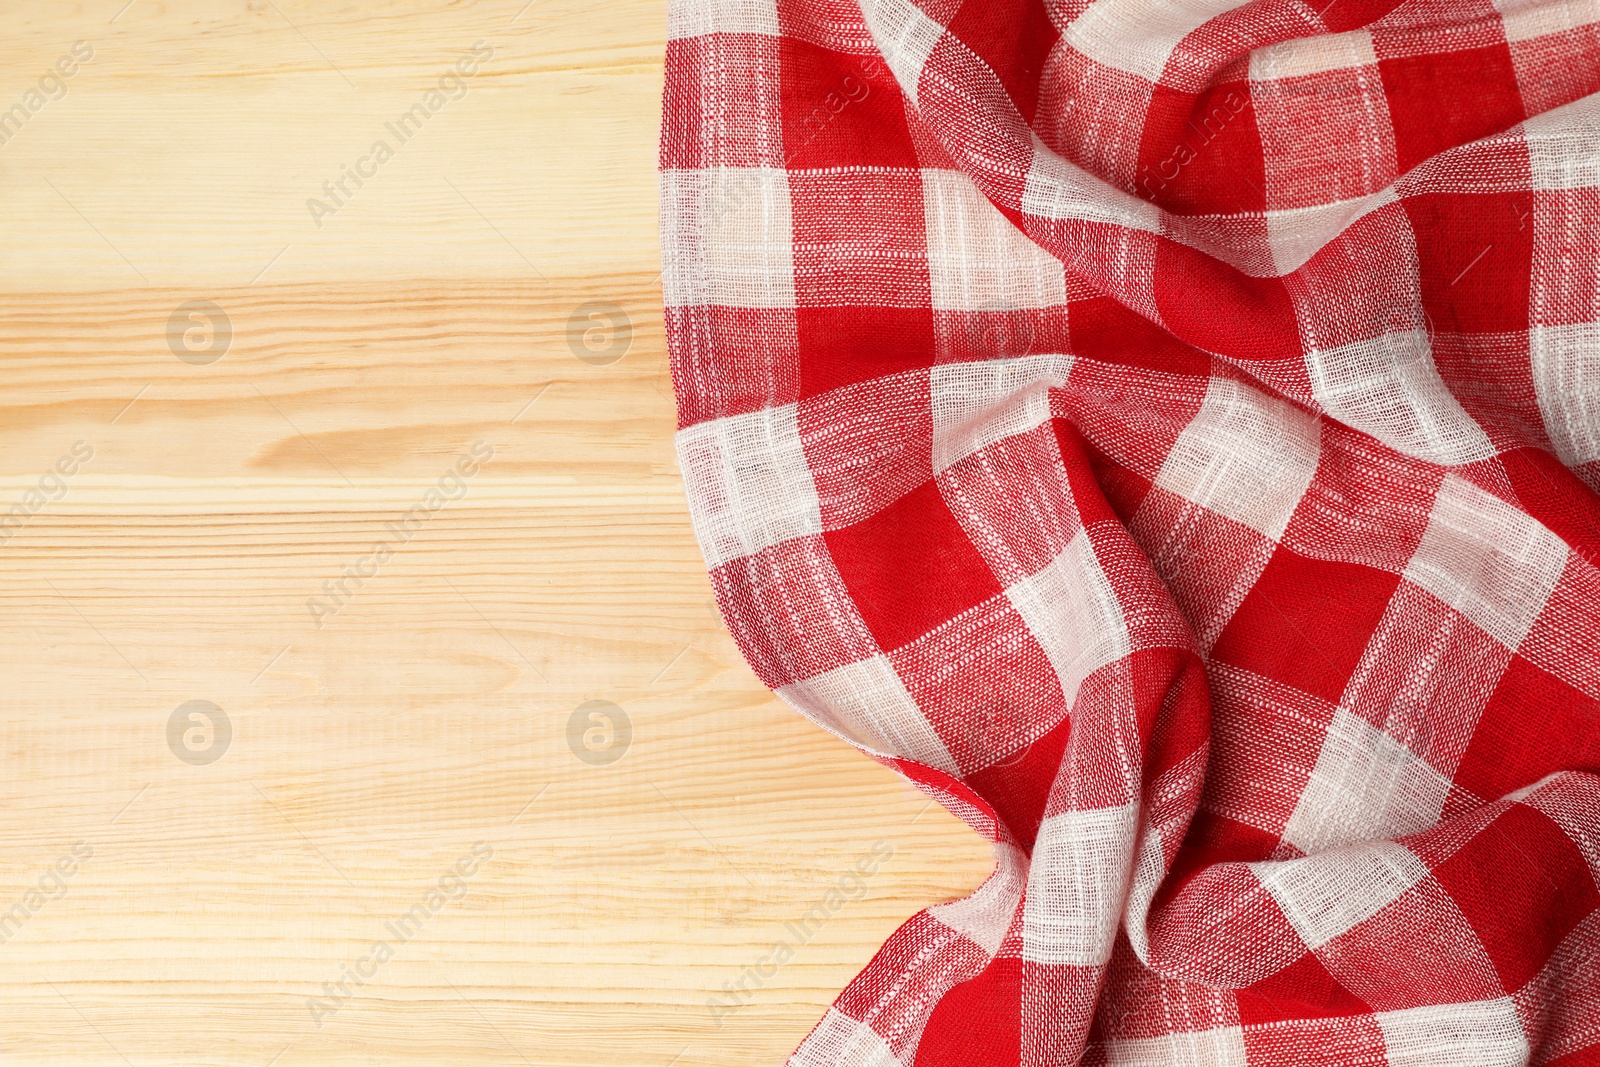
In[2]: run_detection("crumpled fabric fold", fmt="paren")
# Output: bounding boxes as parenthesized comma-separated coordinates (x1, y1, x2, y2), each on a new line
(661, 0, 1600, 1062)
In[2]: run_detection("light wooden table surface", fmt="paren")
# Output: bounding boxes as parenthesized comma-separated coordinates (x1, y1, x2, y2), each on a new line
(0, 3, 992, 1065)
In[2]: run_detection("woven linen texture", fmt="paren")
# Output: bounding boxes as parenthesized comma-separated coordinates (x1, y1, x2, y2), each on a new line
(660, 0, 1600, 1062)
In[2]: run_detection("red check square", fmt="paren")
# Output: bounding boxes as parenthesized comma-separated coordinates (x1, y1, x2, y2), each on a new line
(824, 477, 1003, 651)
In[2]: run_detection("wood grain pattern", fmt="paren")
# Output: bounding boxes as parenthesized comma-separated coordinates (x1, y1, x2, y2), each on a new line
(0, 3, 993, 1064)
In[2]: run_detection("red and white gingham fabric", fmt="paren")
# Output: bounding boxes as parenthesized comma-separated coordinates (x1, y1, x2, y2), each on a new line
(660, 0, 1600, 1061)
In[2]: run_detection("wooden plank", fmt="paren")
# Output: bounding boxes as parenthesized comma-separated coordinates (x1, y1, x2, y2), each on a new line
(0, 2, 993, 1064)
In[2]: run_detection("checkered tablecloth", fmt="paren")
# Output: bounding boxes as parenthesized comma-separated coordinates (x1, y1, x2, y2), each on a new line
(660, 0, 1600, 1062)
